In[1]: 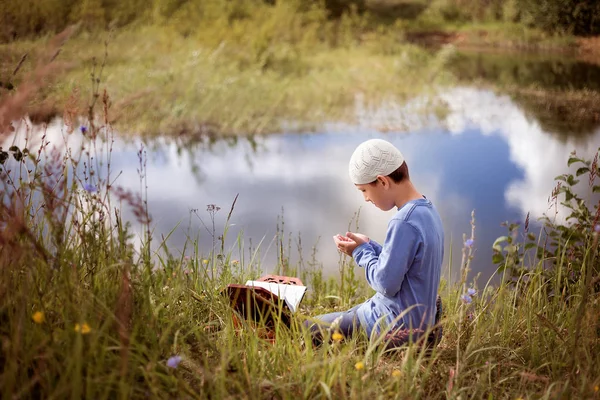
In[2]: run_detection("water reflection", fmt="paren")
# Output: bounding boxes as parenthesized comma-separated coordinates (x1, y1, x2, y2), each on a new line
(450, 49, 600, 91)
(441, 86, 600, 229)
(449, 49, 600, 139)
(4, 86, 599, 287)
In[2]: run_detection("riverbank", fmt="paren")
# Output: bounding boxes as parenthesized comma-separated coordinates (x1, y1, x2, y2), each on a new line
(1, 25, 455, 137)
(2, 20, 600, 138)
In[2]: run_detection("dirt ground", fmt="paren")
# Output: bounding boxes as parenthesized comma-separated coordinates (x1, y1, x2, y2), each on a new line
(576, 36, 600, 64)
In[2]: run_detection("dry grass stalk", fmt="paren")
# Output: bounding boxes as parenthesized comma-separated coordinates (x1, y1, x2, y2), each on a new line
(0, 26, 76, 135)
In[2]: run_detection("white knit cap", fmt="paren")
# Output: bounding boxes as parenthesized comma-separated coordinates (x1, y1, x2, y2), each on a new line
(348, 139, 405, 184)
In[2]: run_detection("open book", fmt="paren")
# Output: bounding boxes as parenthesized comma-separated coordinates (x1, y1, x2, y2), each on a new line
(224, 275, 307, 329)
(244, 280, 307, 313)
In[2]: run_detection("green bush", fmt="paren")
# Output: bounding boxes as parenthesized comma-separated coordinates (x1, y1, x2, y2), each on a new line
(516, 0, 600, 35)
(493, 148, 600, 298)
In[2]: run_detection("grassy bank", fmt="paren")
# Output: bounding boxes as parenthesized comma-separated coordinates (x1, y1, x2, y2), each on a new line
(0, 15, 454, 137)
(1, 108, 599, 398)
(2, 21, 586, 139)
(4, 0, 600, 138)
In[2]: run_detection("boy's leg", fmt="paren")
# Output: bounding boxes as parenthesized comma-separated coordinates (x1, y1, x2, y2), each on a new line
(303, 305, 362, 346)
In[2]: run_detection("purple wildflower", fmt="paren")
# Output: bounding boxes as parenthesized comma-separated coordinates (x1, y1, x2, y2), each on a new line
(83, 183, 97, 193)
(467, 288, 477, 296)
(167, 355, 182, 368)
(465, 239, 474, 247)
(80, 126, 88, 134)
(595, 224, 600, 233)
(460, 294, 472, 304)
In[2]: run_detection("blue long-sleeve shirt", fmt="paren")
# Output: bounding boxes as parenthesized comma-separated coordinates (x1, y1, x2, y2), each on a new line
(352, 198, 444, 337)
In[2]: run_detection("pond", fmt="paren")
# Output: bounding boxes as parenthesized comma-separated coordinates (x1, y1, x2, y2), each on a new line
(4, 49, 600, 288)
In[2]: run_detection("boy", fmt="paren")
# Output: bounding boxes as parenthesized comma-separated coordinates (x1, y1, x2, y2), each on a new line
(305, 138, 444, 345)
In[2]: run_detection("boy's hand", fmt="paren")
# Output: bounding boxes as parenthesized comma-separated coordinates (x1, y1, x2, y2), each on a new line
(333, 232, 368, 256)
(349, 232, 369, 243)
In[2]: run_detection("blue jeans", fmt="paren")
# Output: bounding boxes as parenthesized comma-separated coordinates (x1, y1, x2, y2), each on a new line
(303, 296, 444, 348)
(303, 304, 363, 345)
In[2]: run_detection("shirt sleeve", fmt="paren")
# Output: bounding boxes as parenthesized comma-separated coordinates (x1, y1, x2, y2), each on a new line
(368, 239, 383, 256)
(352, 220, 422, 297)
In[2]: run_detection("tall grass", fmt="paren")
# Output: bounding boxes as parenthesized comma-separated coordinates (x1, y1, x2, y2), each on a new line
(1, 89, 600, 399)
(1, 21, 454, 137)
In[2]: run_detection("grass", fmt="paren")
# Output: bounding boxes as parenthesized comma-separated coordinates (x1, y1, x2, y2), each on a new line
(1, 95, 600, 399)
(0, 21, 454, 138)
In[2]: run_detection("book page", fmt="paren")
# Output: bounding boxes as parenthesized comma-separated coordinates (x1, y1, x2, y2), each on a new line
(245, 281, 307, 313)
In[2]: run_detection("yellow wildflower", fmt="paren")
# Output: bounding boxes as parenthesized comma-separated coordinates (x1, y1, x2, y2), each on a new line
(75, 323, 92, 334)
(332, 332, 344, 342)
(354, 361, 364, 371)
(32, 311, 44, 324)
(202, 259, 209, 265)
(392, 369, 403, 378)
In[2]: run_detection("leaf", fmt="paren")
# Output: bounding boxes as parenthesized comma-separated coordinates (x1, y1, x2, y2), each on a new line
(576, 167, 589, 176)
(566, 175, 579, 186)
(568, 156, 584, 166)
(492, 253, 505, 264)
(524, 242, 537, 250)
(564, 190, 574, 202)
(493, 236, 508, 251)
(12, 148, 22, 162)
(319, 382, 331, 399)
(554, 174, 567, 182)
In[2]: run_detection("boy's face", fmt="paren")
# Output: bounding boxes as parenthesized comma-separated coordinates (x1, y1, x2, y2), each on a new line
(355, 176, 395, 211)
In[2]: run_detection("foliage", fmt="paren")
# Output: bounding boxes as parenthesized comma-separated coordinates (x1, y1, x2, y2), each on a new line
(422, 0, 600, 35)
(492, 148, 600, 298)
(515, 0, 600, 36)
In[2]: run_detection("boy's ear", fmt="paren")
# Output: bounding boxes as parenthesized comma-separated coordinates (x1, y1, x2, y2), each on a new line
(377, 175, 388, 187)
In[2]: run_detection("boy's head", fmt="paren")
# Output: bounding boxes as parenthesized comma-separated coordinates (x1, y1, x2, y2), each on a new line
(348, 139, 409, 210)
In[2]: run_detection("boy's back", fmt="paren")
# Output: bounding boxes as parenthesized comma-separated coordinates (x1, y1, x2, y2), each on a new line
(353, 197, 444, 336)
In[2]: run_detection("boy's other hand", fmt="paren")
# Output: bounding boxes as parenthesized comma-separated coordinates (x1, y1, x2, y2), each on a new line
(333, 234, 354, 256)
